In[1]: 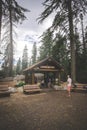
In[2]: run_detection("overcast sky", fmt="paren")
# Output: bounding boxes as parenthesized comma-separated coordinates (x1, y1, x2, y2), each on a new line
(15, 0, 53, 60)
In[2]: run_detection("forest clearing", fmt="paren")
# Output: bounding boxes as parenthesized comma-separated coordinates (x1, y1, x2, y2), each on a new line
(0, 0, 87, 130)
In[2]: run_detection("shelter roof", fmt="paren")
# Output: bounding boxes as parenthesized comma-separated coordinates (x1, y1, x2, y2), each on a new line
(23, 57, 63, 72)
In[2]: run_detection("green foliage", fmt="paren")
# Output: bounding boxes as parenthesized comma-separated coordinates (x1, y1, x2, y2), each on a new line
(76, 53, 87, 83)
(31, 42, 37, 64)
(16, 58, 22, 74)
(1, 0, 29, 77)
(39, 29, 53, 60)
(0, 69, 5, 78)
(75, 28, 87, 83)
(38, 0, 87, 83)
(15, 81, 26, 87)
(52, 33, 71, 81)
(22, 45, 28, 70)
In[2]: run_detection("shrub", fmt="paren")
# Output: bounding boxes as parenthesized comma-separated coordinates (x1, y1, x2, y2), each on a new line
(15, 81, 26, 87)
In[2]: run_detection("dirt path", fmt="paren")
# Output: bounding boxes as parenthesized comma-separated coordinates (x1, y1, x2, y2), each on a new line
(0, 91, 87, 130)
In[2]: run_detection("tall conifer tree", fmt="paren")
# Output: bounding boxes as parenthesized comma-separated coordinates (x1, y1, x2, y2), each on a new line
(2, 0, 29, 76)
(31, 42, 37, 64)
(38, 0, 87, 83)
(22, 45, 28, 70)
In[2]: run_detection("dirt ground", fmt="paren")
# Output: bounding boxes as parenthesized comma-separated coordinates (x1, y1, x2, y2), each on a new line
(0, 90, 87, 130)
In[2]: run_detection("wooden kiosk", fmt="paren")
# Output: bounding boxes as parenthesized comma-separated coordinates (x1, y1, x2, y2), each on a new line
(23, 57, 63, 87)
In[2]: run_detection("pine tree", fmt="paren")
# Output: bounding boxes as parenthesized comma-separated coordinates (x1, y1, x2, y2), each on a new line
(2, 0, 29, 76)
(39, 29, 53, 60)
(0, 0, 3, 43)
(38, 0, 87, 83)
(31, 42, 37, 64)
(16, 58, 21, 75)
(84, 26, 87, 54)
(22, 45, 28, 70)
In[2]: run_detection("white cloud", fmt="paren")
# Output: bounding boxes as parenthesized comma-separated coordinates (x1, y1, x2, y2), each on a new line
(14, 0, 54, 63)
(14, 40, 33, 60)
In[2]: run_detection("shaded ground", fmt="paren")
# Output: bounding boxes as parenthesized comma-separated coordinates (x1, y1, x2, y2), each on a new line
(0, 90, 87, 130)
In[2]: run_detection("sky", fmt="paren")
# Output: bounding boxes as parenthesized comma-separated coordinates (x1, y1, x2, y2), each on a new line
(15, 0, 53, 61)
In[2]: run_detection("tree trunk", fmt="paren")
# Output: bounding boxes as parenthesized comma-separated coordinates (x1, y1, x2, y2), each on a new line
(0, 0, 2, 44)
(9, 0, 13, 76)
(67, 0, 76, 83)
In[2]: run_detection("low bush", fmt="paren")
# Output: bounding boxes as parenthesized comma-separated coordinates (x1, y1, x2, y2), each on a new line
(15, 81, 26, 87)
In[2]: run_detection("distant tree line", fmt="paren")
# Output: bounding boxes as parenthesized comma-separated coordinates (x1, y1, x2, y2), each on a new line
(16, 42, 37, 75)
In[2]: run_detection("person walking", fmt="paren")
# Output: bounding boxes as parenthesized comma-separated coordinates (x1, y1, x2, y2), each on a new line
(67, 75, 72, 97)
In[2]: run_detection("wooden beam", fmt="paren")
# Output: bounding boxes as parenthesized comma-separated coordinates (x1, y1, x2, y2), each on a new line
(34, 68, 59, 72)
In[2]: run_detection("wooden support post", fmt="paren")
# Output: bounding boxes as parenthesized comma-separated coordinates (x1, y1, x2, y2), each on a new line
(32, 73, 34, 84)
(58, 72, 61, 85)
(25, 72, 28, 84)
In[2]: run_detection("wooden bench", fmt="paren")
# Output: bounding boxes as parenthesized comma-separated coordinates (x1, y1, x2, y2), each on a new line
(0, 85, 10, 97)
(71, 83, 87, 93)
(23, 84, 42, 94)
